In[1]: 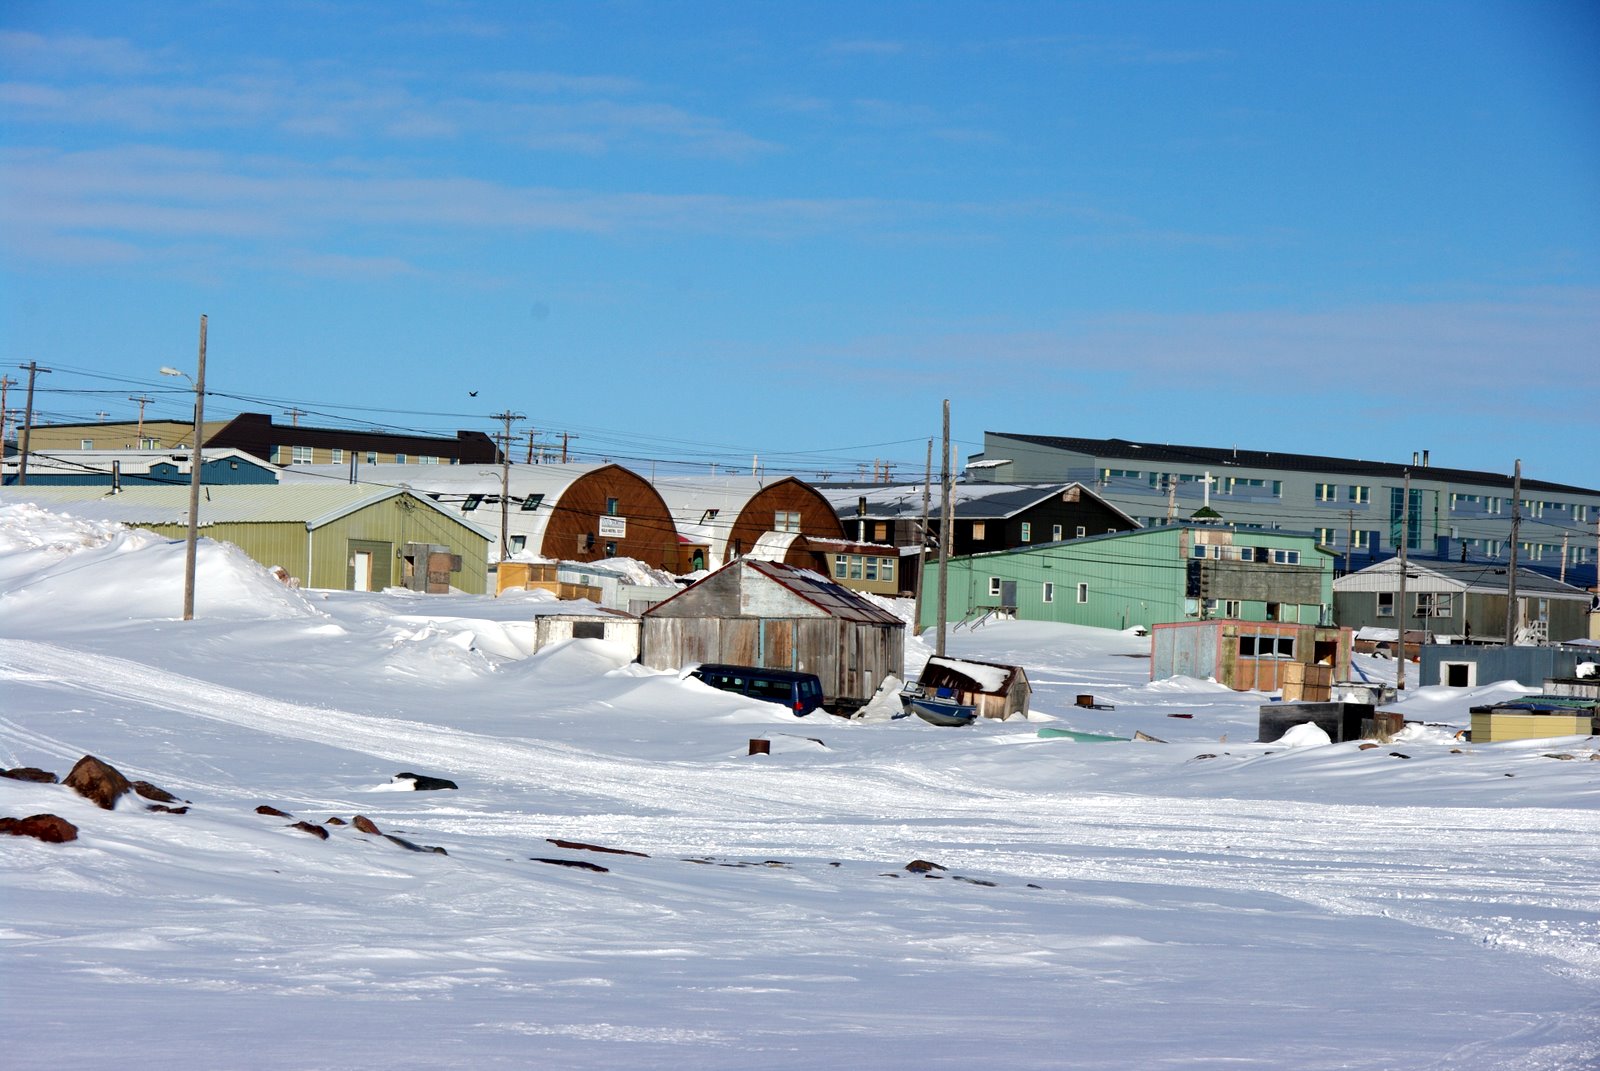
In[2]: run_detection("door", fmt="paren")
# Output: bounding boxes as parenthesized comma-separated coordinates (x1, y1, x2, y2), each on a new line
(352, 551, 373, 591)
(1000, 580, 1018, 608)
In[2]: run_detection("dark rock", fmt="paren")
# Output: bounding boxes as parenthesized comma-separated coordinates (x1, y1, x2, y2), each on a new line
(146, 804, 188, 814)
(905, 859, 947, 873)
(325, 816, 347, 826)
(131, 780, 180, 803)
(0, 814, 79, 842)
(289, 821, 328, 840)
(1389, 752, 1411, 759)
(395, 772, 458, 791)
(546, 838, 648, 858)
(255, 805, 292, 818)
(1, 767, 58, 784)
(385, 833, 448, 855)
(1358, 742, 1380, 750)
(1026, 883, 1043, 889)
(953, 876, 998, 887)
(1543, 753, 1575, 761)
(1193, 753, 1217, 761)
(531, 857, 608, 872)
(63, 755, 132, 810)
(352, 815, 382, 835)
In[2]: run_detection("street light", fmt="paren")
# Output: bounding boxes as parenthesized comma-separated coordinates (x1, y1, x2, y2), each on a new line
(161, 314, 208, 621)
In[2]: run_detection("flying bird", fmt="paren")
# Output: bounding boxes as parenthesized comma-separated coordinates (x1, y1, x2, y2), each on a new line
(468, 390, 478, 397)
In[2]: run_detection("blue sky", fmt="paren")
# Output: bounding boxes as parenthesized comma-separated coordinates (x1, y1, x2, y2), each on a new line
(3, 1, 1597, 487)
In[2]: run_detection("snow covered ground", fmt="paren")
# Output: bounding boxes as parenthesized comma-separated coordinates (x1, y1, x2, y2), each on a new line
(3, 502, 1598, 1070)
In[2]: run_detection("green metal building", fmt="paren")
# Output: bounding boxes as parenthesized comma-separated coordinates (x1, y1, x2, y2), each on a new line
(6, 484, 493, 593)
(921, 524, 1335, 632)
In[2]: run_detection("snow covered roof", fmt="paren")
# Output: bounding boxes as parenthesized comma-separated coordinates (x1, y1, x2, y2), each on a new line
(1333, 558, 1591, 599)
(921, 655, 1024, 693)
(649, 474, 814, 563)
(816, 481, 1137, 527)
(1, 483, 494, 538)
(4, 448, 277, 478)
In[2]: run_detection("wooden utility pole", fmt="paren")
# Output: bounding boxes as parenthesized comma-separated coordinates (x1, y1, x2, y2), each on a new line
(1504, 459, 1522, 645)
(1345, 509, 1354, 574)
(1397, 469, 1410, 690)
(1560, 532, 1569, 585)
(129, 394, 154, 443)
(491, 410, 524, 562)
(936, 400, 952, 658)
(282, 407, 303, 427)
(912, 437, 933, 637)
(15, 361, 52, 486)
(0, 375, 16, 447)
(1166, 475, 1177, 522)
(561, 431, 577, 463)
(177, 316, 207, 621)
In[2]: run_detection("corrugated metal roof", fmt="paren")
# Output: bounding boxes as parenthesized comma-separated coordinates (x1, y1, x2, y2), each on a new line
(3, 483, 493, 538)
(816, 481, 1138, 526)
(745, 559, 904, 625)
(3, 448, 275, 477)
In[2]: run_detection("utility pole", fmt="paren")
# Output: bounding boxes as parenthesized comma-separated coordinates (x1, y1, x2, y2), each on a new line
(1504, 459, 1522, 645)
(561, 431, 577, 464)
(282, 407, 303, 427)
(912, 438, 932, 636)
(160, 317, 207, 621)
(129, 394, 154, 444)
(1560, 532, 1569, 585)
(1345, 509, 1354, 574)
(491, 410, 523, 562)
(0, 375, 16, 447)
(1397, 469, 1411, 691)
(15, 361, 52, 486)
(1166, 475, 1177, 523)
(936, 400, 952, 658)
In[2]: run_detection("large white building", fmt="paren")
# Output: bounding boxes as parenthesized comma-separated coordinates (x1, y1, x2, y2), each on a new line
(969, 432, 1600, 587)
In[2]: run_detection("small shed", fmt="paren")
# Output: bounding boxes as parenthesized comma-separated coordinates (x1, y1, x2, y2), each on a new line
(1151, 619, 1352, 693)
(640, 558, 904, 712)
(917, 655, 1031, 720)
(1469, 697, 1599, 742)
(532, 609, 641, 656)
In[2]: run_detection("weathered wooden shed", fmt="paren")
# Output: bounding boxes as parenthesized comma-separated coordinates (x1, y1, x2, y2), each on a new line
(531, 609, 641, 656)
(1150, 619, 1352, 693)
(640, 558, 904, 712)
(917, 655, 1031, 720)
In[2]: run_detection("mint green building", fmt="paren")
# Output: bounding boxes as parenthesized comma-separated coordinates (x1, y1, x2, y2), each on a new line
(921, 524, 1335, 633)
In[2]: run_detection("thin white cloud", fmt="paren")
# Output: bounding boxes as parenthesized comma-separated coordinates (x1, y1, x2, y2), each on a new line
(826, 39, 911, 56)
(0, 30, 158, 76)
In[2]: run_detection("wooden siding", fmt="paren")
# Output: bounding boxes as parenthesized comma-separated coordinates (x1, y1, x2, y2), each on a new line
(725, 479, 846, 565)
(537, 464, 682, 571)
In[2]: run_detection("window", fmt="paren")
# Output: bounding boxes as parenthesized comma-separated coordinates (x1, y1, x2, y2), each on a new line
(606, 497, 620, 516)
(1416, 592, 1453, 618)
(849, 556, 863, 580)
(1225, 600, 1242, 618)
(1573, 505, 1588, 523)
(1052, 524, 1063, 541)
(873, 522, 888, 541)
(1265, 602, 1280, 621)
(989, 577, 1002, 597)
(1486, 496, 1502, 515)
(864, 558, 878, 581)
(1043, 582, 1055, 603)
(395, 453, 407, 464)
(1353, 530, 1374, 550)
(520, 493, 544, 512)
(1317, 528, 1336, 545)
(461, 494, 483, 513)
(366, 451, 377, 465)
(419, 456, 439, 465)
(604, 541, 618, 557)
(1238, 546, 1255, 561)
(1103, 468, 1141, 480)
(1271, 549, 1301, 565)
(291, 445, 314, 465)
(80, 439, 94, 449)
(1315, 482, 1338, 502)
(509, 535, 526, 554)
(834, 557, 848, 579)
(1349, 485, 1370, 504)
(972, 522, 987, 540)
(879, 559, 894, 583)
(1239, 636, 1257, 657)
(1076, 582, 1088, 603)
(1075, 525, 1087, 538)
(1020, 522, 1032, 542)
(774, 510, 801, 532)
(1377, 592, 1394, 617)
(330, 448, 344, 464)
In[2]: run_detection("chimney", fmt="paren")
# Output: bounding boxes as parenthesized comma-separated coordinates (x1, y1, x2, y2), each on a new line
(1422, 449, 1430, 467)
